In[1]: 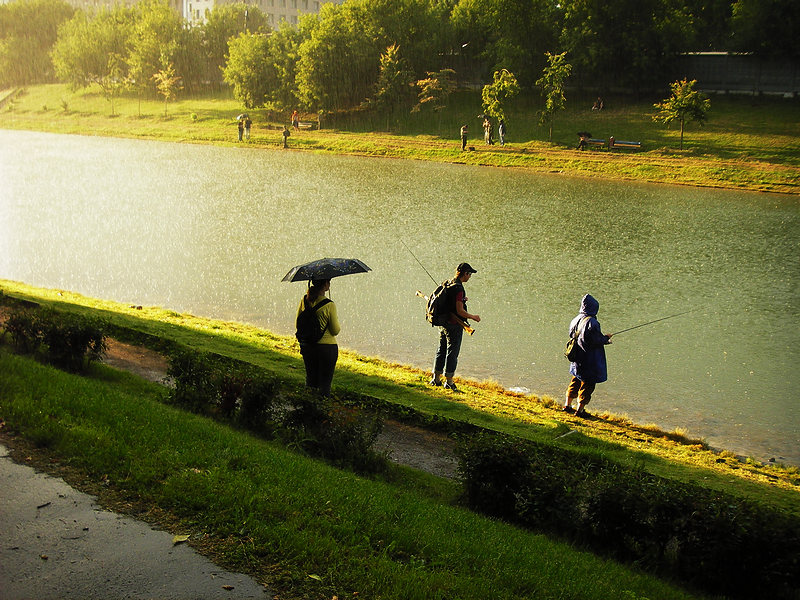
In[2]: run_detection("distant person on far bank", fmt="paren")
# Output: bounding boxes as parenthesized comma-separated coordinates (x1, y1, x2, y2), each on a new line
(282, 126, 291, 148)
(430, 263, 481, 392)
(498, 119, 506, 146)
(460, 124, 469, 150)
(564, 294, 612, 418)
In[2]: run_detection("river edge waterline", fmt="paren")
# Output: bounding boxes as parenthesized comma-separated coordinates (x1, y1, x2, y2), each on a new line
(3, 276, 800, 500)
(1, 130, 798, 467)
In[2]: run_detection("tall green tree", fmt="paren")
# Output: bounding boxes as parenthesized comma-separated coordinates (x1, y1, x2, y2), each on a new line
(730, 0, 800, 58)
(202, 2, 268, 85)
(536, 52, 571, 143)
(481, 68, 519, 124)
(451, 0, 559, 87)
(0, 0, 75, 86)
(413, 68, 456, 113)
(559, 0, 693, 89)
(653, 78, 711, 150)
(127, 0, 184, 95)
(370, 44, 414, 126)
(222, 32, 274, 109)
(51, 6, 133, 91)
(296, 0, 446, 112)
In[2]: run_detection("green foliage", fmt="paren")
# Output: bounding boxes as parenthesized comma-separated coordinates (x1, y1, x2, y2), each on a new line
(128, 0, 184, 95)
(413, 68, 456, 113)
(152, 59, 183, 116)
(653, 78, 711, 149)
(166, 348, 386, 474)
(730, 0, 800, 58)
(2, 306, 107, 371)
(481, 68, 519, 123)
(450, 0, 560, 86)
(369, 44, 414, 121)
(222, 32, 273, 109)
(200, 2, 269, 85)
(536, 51, 572, 142)
(458, 433, 800, 600)
(50, 5, 134, 91)
(0, 0, 75, 86)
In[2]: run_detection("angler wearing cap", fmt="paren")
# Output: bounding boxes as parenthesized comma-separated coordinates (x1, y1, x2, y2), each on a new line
(429, 262, 481, 392)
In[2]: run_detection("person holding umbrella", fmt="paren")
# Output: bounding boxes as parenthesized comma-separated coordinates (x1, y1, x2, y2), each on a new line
(283, 258, 371, 396)
(296, 279, 340, 395)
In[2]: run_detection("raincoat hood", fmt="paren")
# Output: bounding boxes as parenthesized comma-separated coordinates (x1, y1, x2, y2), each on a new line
(580, 294, 599, 316)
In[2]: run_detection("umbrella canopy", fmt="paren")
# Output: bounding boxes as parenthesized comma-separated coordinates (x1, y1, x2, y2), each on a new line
(236, 113, 249, 121)
(281, 257, 371, 282)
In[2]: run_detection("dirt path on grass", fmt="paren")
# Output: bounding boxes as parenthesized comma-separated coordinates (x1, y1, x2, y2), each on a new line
(102, 339, 459, 480)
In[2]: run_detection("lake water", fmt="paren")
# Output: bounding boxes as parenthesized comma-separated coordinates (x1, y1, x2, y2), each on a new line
(1, 129, 798, 464)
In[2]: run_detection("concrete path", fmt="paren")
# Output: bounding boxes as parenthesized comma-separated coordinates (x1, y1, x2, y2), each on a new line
(0, 444, 269, 600)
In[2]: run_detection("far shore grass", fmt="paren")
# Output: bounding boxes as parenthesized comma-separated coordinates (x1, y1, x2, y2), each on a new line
(2, 84, 799, 194)
(2, 279, 798, 517)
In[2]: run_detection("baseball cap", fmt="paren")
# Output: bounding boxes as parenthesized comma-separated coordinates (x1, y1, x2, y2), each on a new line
(457, 262, 477, 274)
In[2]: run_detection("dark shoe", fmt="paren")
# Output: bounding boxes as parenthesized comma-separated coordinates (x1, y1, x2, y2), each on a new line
(443, 381, 460, 392)
(563, 406, 575, 414)
(429, 378, 442, 387)
(575, 408, 590, 419)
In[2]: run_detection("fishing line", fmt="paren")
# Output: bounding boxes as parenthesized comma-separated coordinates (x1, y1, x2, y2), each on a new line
(399, 238, 439, 286)
(610, 309, 697, 336)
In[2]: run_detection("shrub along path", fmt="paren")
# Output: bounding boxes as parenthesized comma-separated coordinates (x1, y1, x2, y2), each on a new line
(102, 338, 459, 479)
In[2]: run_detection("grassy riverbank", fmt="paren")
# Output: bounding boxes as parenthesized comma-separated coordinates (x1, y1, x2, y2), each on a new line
(2, 280, 799, 598)
(2, 84, 799, 194)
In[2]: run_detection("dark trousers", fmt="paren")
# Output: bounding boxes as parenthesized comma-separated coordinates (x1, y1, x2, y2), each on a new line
(434, 323, 463, 378)
(301, 343, 338, 395)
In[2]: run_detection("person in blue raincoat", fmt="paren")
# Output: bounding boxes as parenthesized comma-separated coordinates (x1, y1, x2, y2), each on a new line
(564, 294, 613, 418)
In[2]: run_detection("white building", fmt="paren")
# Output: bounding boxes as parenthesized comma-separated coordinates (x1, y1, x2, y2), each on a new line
(185, 0, 341, 26)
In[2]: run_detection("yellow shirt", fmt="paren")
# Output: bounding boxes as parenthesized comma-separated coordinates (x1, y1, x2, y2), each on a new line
(296, 295, 340, 345)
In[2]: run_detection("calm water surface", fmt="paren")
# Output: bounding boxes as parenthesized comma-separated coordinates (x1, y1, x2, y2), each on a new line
(1, 130, 798, 464)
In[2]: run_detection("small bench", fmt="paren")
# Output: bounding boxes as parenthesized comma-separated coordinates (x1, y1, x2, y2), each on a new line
(577, 136, 606, 150)
(298, 121, 316, 130)
(609, 137, 641, 150)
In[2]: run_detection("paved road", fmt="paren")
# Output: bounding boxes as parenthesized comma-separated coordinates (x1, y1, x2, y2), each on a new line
(0, 444, 269, 600)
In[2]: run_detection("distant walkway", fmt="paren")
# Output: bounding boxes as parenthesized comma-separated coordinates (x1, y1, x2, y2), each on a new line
(0, 443, 270, 600)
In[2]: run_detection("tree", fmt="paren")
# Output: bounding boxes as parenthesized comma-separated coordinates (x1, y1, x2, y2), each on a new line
(413, 68, 456, 113)
(653, 79, 711, 150)
(0, 0, 74, 86)
(202, 3, 269, 86)
(451, 0, 559, 87)
(730, 0, 800, 59)
(152, 58, 182, 117)
(51, 6, 133, 92)
(370, 44, 414, 127)
(127, 0, 184, 96)
(481, 68, 519, 123)
(535, 52, 571, 143)
(222, 32, 274, 109)
(559, 0, 693, 90)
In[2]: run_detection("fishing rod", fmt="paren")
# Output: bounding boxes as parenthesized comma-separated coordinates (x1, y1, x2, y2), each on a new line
(400, 239, 438, 286)
(610, 309, 697, 336)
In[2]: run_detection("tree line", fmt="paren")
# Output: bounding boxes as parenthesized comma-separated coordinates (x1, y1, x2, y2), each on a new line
(1, 0, 796, 114)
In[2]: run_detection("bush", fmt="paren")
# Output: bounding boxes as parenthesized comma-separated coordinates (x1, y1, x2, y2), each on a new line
(457, 432, 800, 599)
(284, 390, 386, 474)
(2, 307, 107, 371)
(40, 311, 107, 371)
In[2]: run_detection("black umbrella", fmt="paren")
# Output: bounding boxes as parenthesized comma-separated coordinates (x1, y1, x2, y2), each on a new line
(281, 257, 371, 282)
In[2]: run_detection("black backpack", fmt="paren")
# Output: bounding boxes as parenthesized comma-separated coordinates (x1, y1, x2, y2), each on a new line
(426, 280, 462, 326)
(296, 297, 332, 344)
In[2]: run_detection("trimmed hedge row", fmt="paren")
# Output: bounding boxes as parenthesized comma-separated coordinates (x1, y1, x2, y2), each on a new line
(457, 433, 800, 600)
(166, 348, 387, 474)
(2, 305, 107, 371)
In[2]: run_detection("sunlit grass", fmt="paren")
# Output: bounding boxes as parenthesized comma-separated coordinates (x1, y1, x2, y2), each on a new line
(3, 279, 799, 517)
(3, 84, 799, 193)
(1, 347, 709, 600)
